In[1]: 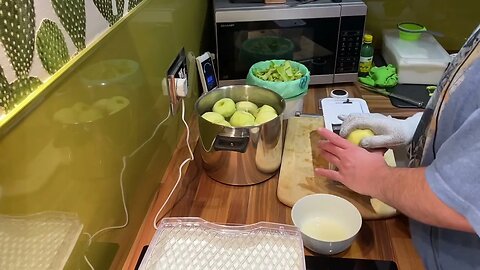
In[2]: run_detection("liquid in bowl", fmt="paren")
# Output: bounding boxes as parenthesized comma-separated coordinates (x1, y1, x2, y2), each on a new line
(301, 216, 349, 242)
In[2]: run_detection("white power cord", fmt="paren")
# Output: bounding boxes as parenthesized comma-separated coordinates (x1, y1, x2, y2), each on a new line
(83, 105, 172, 269)
(153, 98, 194, 230)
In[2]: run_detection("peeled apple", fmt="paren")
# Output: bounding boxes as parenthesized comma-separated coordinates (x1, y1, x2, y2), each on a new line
(370, 198, 397, 216)
(346, 129, 375, 146)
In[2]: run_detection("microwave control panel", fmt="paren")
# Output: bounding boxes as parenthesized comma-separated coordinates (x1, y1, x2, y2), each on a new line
(335, 16, 366, 74)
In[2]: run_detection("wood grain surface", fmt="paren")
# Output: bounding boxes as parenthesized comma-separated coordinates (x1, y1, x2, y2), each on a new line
(277, 116, 397, 219)
(124, 84, 425, 270)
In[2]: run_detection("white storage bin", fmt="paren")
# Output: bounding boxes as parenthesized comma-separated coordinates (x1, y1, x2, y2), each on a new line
(382, 29, 451, 85)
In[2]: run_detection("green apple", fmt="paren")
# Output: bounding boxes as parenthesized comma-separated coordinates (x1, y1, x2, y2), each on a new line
(92, 98, 111, 110)
(257, 104, 277, 115)
(229, 111, 255, 127)
(202, 111, 225, 124)
(254, 110, 278, 125)
(105, 96, 130, 114)
(219, 120, 232, 127)
(212, 98, 236, 118)
(78, 107, 106, 123)
(236, 101, 258, 117)
(346, 129, 375, 146)
(53, 107, 78, 124)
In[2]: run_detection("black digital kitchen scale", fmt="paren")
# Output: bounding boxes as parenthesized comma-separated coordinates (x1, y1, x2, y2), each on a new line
(305, 256, 398, 270)
(135, 245, 399, 270)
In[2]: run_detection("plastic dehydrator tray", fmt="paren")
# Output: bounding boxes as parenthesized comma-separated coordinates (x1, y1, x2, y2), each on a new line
(0, 211, 83, 270)
(139, 217, 306, 270)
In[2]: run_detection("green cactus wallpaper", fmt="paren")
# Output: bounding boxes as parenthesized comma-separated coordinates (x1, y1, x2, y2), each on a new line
(36, 19, 70, 74)
(52, 0, 87, 51)
(0, 0, 208, 268)
(0, 0, 145, 123)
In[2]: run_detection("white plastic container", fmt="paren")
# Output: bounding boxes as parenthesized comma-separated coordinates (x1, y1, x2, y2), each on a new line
(382, 29, 451, 85)
(284, 92, 306, 119)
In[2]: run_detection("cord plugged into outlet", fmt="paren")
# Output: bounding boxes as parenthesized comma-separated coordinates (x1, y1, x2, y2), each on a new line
(175, 78, 188, 98)
(167, 48, 189, 114)
(153, 98, 194, 230)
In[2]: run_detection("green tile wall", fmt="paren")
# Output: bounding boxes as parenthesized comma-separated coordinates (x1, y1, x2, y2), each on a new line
(0, 0, 207, 268)
(364, 0, 479, 50)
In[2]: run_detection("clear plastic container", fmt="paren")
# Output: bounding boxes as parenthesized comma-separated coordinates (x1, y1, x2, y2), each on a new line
(382, 29, 451, 85)
(0, 212, 83, 270)
(139, 217, 306, 270)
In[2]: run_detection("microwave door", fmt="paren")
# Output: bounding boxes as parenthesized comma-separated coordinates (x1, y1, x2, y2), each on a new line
(216, 19, 340, 85)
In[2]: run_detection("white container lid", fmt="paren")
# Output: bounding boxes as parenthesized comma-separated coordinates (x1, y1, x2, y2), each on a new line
(382, 29, 451, 84)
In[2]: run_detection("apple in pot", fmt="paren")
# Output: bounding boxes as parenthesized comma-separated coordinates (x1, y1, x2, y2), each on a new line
(230, 111, 255, 127)
(213, 98, 236, 118)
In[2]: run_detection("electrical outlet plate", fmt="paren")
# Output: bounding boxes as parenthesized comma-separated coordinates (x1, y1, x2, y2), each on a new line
(167, 48, 188, 115)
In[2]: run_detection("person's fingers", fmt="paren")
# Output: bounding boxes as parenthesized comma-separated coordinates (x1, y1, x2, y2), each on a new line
(317, 128, 352, 149)
(337, 114, 350, 121)
(319, 141, 344, 160)
(319, 149, 341, 168)
(361, 135, 398, 148)
(315, 167, 343, 182)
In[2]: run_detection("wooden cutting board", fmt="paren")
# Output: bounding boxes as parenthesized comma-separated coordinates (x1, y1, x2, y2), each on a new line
(277, 116, 397, 219)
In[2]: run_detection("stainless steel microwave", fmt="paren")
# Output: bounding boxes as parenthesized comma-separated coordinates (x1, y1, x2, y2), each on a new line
(213, 0, 367, 85)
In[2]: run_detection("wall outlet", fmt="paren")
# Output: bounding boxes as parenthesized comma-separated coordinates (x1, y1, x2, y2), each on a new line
(166, 48, 188, 115)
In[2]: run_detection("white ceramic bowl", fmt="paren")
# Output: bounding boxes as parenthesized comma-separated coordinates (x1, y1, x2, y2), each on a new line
(291, 194, 362, 255)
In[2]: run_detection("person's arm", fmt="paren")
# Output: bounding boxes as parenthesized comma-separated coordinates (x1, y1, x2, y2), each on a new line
(378, 167, 473, 233)
(315, 128, 474, 233)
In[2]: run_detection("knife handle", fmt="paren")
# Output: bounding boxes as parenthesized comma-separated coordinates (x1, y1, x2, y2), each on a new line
(389, 93, 425, 108)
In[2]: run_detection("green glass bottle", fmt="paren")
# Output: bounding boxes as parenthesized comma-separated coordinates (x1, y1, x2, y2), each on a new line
(358, 34, 374, 77)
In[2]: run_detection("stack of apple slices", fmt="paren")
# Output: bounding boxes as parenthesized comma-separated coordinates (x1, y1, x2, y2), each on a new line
(201, 98, 278, 127)
(53, 96, 130, 124)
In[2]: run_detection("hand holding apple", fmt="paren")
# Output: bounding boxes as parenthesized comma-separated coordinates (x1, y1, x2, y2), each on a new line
(346, 129, 375, 146)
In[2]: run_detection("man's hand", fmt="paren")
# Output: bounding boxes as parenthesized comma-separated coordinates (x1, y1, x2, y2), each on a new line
(314, 128, 391, 197)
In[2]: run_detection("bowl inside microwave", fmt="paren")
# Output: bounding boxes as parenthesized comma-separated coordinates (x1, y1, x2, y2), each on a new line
(239, 36, 294, 68)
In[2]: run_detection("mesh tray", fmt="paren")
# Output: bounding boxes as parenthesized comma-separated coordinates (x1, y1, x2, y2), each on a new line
(0, 211, 83, 270)
(139, 217, 306, 270)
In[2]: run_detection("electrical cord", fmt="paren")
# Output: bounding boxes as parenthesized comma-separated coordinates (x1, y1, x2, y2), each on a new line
(83, 105, 172, 269)
(153, 98, 194, 230)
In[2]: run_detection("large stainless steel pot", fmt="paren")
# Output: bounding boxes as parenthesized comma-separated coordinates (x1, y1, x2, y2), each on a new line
(195, 85, 285, 186)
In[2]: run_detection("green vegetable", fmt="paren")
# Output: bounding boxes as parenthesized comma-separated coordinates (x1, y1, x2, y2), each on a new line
(253, 61, 304, 82)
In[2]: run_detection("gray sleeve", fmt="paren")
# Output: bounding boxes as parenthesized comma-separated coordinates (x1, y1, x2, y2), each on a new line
(426, 108, 480, 236)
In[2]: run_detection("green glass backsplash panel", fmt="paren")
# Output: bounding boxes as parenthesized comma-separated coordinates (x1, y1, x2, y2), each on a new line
(364, 0, 479, 50)
(0, 0, 206, 268)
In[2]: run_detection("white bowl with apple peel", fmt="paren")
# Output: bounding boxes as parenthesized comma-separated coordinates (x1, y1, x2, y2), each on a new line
(291, 194, 362, 255)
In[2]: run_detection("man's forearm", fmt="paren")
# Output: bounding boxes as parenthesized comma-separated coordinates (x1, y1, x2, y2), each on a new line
(375, 167, 474, 233)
